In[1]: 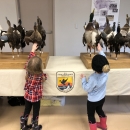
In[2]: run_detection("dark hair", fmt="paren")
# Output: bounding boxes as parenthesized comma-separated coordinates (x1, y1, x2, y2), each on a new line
(27, 56, 43, 75)
(92, 54, 110, 73)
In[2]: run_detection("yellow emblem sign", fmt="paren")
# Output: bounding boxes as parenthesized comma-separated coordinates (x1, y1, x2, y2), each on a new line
(56, 71, 75, 93)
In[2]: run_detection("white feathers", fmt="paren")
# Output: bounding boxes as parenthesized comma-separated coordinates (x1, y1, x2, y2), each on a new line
(106, 31, 114, 40)
(120, 30, 127, 36)
(2, 32, 7, 35)
(84, 31, 92, 46)
(92, 31, 97, 46)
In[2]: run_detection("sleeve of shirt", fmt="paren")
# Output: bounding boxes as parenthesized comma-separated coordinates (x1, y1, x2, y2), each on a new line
(81, 75, 96, 93)
(24, 52, 36, 69)
(99, 50, 106, 57)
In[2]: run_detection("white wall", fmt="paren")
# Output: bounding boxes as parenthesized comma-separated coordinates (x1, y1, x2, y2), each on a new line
(54, 0, 130, 56)
(54, 0, 91, 56)
(119, 0, 130, 27)
(0, 0, 18, 52)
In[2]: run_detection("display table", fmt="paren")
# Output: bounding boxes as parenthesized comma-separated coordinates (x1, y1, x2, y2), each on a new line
(80, 52, 130, 69)
(0, 52, 49, 69)
(0, 56, 130, 96)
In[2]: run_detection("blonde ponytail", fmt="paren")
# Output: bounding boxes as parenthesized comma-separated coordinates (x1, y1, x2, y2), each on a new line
(102, 65, 110, 73)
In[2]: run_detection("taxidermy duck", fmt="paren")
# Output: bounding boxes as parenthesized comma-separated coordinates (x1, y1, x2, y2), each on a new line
(114, 23, 129, 59)
(13, 24, 21, 57)
(4, 17, 16, 58)
(17, 19, 26, 51)
(37, 16, 46, 52)
(106, 22, 117, 54)
(103, 16, 112, 34)
(84, 22, 95, 56)
(103, 17, 116, 53)
(84, 10, 100, 57)
(24, 22, 42, 54)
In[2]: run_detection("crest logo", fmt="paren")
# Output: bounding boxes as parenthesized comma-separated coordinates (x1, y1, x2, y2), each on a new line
(56, 71, 75, 93)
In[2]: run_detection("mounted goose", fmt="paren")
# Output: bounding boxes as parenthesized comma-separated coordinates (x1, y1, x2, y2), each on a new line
(4, 17, 15, 58)
(17, 19, 26, 51)
(114, 23, 129, 59)
(37, 16, 46, 52)
(103, 16, 112, 34)
(24, 22, 42, 55)
(13, 24, 21, 57)
(83, 8, 101, 56)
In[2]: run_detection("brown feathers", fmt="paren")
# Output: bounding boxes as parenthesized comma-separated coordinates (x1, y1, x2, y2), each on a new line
(85, 23, 94, 31)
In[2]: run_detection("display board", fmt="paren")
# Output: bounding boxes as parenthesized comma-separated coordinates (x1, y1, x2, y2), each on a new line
(91, 0, 120, 30)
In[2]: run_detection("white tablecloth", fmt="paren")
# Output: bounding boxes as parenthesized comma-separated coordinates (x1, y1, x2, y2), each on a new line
(0, 56, 130, 96)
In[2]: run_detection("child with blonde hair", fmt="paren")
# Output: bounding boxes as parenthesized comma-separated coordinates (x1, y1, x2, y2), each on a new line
(20, 43, 47, 130)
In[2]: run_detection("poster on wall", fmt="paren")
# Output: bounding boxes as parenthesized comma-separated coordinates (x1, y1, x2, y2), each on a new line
(91, 0, 120, 31)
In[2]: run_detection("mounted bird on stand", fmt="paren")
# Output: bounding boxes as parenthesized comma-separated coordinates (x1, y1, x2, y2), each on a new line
(13, 24, 21, 57)
(6, 17, 22, 58)
(82, 8, 102, 57)
(24, 22, 42, 56)
(37, 16, 46, 53)
(114, 23, 129, 60)
(102, 16, 115, 54)
(1, 17, 16, 58)
(119, 14, 130, 53)
(16, 19, 26, 52)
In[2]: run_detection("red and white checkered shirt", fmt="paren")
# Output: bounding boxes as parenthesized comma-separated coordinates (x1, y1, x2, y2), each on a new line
(24, 52, 46, 102)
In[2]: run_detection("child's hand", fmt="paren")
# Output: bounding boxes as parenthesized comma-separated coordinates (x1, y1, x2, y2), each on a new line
(97, 43, 102, 52)
(43, 73, 47, 80)
(42, 73, 47, 83)
(31, 43, 38, 52)
(80, 74, 85, 79)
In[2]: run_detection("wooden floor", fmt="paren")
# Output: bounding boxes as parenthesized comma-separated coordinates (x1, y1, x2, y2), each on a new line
(0, 52, 49, 69)
(80, 52, 130, 69)
(0, 96, 130, 130)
